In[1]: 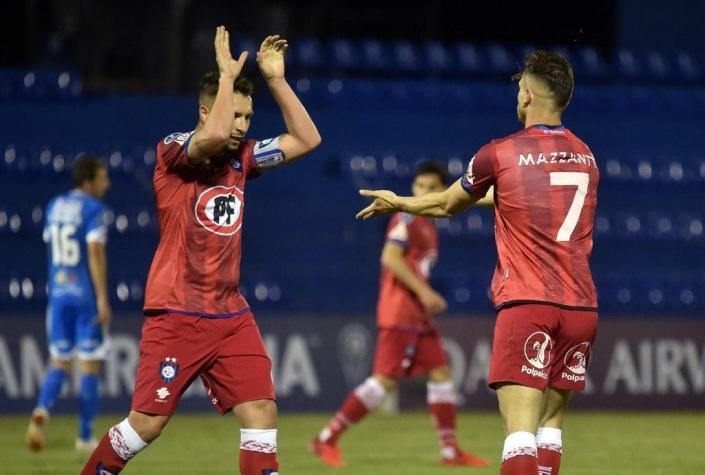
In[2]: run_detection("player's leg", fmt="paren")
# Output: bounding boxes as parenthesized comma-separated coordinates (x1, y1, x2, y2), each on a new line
(536, 388, 571, 475)
(201, 312, 278, 475)
(26, 301, 75, 451)
(312, 328, 403, 467)
(419, 327, 489, 467)
(489, 304, 561, 475)
(233, 399, 279, 475)
(81, 314, 201, 474)
(426, 365, 490, 467)
(75, 307, 109, 450)
(538, 308, 597, 475)
(76, 359, 101, 451)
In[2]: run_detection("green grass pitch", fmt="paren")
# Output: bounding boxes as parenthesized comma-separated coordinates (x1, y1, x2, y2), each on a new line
(1, 411, 704, 474)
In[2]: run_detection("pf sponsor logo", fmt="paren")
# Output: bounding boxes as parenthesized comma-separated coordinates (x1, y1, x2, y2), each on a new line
(524, 331, 553, 369)
(194, 185, 244, 236)
(156, 387, 170, 402)
(564, 342, 591, 375)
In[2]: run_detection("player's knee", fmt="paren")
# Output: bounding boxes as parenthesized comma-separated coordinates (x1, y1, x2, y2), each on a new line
(52, 359, 72, 373)
(127, 411, 169, 443)
(235, 399, 277, 428)
(373, 374, 397, 391)
(428, 366, 451, 382)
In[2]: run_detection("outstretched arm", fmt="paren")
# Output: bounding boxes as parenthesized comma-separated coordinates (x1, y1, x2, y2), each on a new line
(257, 35, 321, 162)
(356, 178, 478, 220)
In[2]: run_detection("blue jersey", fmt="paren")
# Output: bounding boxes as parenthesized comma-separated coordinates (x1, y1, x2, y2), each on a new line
(44, 190, 108, 304)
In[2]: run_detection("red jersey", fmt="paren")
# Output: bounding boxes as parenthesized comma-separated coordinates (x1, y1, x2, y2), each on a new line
(461, 125, 599, 311)
(144, 131, 261, 317)
(377, 212, 439, 330)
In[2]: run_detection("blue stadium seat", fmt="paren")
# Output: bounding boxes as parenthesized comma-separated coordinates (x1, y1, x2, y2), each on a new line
(614, 49, 646, 80)
(484, 43, 516, 75)
(328, 38, 359, 70)
(359, 39, 389, 71)
(673, 51, 702, 83)
(644, 50, 673, 81)
(453, 42, 484, 74)
(390, 41, 421, 72)
(422, 41, 451, 73)
(575, 47, 608, 79)
(292, 38, 324, 69)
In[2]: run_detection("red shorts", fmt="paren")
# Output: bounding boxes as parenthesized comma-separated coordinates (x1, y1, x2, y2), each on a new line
(131, 311, 274, 416)
(489, 304, 598, 392)
(373, 326, 448, 379)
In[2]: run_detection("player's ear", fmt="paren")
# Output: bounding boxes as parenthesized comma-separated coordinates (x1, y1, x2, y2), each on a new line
(198, 104, 210, 124)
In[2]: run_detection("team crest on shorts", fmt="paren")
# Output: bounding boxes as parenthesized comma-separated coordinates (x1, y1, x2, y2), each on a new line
(523, 332, 553, 369)
(564, 342, 591, 375)
(160, 357, 179, 383)
(194, 185, 244, 236)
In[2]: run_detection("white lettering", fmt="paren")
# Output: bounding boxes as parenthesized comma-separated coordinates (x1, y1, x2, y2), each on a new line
(521, 365, 548, 380)
(464, 339, 492, 393)
(104, 335, 140, 397)
(278, 334, 320, 397)
(656, 340, 688, 395)
(603, 340, 641, 394)
(20, 336, 47, 398)
(518, 154, 535, 166)
(0, 337, 20, 398)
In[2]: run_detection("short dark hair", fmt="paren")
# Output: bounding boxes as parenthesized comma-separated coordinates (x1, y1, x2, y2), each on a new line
(415, 160, 449, 185)
(513, 50, 574, 110)
(199, 71, 254, 104)
(72, 155, 106, 186)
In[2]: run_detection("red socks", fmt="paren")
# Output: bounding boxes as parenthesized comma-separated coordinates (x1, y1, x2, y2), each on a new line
(239, 429, 278, 475)
(501, 431, 538, 475)
(319, 377, 387, 445)
(537, 427, 563, 475)
(427, 381, 458, 454)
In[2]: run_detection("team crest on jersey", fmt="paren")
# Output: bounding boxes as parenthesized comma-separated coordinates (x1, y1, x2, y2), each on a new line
(194, 185, 244, 236)
(160, 357, 179, 383)
(523, 331, 553, 370)
(564, 342, 591, 375)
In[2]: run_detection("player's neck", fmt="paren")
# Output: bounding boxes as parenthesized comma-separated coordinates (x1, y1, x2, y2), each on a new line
(77, 185, 97, 199)
(523, 110, 562, 129)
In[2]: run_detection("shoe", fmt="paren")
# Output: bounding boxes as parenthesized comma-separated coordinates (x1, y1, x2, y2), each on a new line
(25, 407, 49, 452)
(309, 437, 345, 468)
(441, 446, 490, 467)
(75, 437, 99, 452)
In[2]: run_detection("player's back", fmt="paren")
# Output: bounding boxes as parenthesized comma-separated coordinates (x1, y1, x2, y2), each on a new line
(44, 190, 106, 303)
(491, 125, 599, 310)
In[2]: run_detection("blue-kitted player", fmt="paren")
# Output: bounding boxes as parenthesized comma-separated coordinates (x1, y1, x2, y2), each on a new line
(26, 155, 112, 452)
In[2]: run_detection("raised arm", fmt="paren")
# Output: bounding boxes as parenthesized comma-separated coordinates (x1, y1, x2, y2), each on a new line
(187, 26, 248, 163)
(257, 35, 321, 162)
(356, 178, 477, 220)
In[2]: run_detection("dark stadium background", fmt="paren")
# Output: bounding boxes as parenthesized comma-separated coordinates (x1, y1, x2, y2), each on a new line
(1, 0, 704, 415)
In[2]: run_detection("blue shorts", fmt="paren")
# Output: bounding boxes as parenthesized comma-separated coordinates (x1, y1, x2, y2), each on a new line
(46, 297, 109, 360)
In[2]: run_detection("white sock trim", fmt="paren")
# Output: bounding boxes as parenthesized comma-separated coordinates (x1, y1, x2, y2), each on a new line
(537, 427, 562, 453)
(240, 428, 277, 454)
(110, 418, 148, 461)
(502, 431, 537, 463)
(353, 377, 387, 410)
(427, 380, 456, 404)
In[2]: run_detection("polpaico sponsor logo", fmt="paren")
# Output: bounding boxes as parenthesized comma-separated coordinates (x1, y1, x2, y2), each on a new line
(521, 365, 548, 380)
(561, 372, 586, 382)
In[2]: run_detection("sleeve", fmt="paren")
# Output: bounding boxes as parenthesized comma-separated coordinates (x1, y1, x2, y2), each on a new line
(385, 213, 414, 248)
(158, 131, 195, 172)
(239, 137, 286, 179)
(461, 142, 497, 199)
(85, 203, 108, 244)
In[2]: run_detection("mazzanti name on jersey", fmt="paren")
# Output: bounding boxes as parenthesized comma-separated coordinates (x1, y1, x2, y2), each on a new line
(518, 152, 597, 168)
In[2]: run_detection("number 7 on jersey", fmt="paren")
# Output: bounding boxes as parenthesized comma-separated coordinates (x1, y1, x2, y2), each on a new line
(550, 172, 590, 242)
